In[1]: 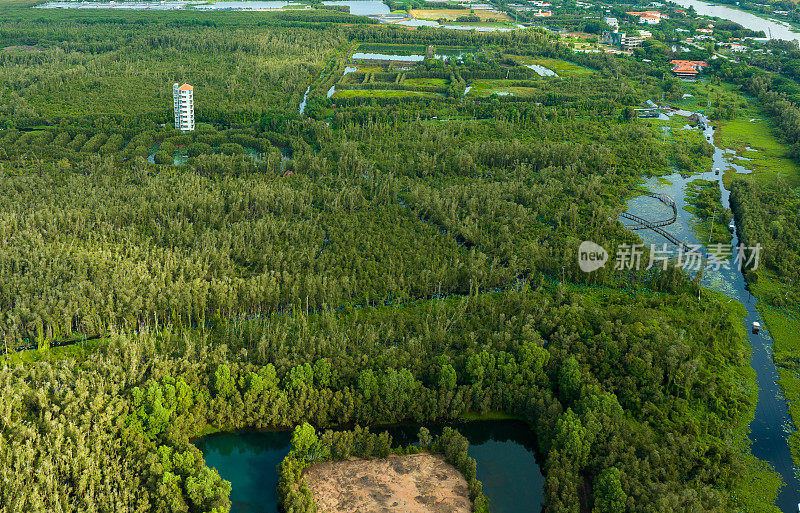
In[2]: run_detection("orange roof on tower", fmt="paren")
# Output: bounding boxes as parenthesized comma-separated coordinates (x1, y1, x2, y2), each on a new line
(178, 84, 193, 91)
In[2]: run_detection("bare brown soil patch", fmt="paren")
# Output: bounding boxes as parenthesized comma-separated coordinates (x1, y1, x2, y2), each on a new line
(3, 45, 41, 52)
(303, 453, 472, 513)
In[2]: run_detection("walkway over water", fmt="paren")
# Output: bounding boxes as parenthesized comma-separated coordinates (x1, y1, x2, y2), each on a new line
(622, 112, 800, 512)
(619, 193, 686, 248)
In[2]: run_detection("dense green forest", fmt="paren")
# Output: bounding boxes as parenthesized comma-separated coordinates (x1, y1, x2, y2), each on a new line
(0, 2, 794, 513)
(0, 285, 764, 512)
(0, 15, 685, 344)
(731, 179, 800, 307)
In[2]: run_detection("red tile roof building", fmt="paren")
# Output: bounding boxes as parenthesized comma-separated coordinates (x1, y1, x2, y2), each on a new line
(173, 83, 195, 131)
(669, 60, 708, 78)
(626, 10, 666, 24)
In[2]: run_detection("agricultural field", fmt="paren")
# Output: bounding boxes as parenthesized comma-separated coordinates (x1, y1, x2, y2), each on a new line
(331, 88, 440, 98)
(403, 77, 449, 87)
(505, 55, 594, 75)
(466, 79, 538, 97)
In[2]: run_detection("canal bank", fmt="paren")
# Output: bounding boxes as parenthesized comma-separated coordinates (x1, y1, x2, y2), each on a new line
(624, 112, 799, 512)
(670, 0, 800, 42)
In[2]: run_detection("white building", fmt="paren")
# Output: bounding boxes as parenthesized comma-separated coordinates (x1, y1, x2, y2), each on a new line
(625, 11, 665, 25)
(603, 17, 618, 29)
(173, 83, 195, 132)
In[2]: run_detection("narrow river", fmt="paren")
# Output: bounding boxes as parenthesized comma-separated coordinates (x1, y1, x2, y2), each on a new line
(624, 114, 799, 512)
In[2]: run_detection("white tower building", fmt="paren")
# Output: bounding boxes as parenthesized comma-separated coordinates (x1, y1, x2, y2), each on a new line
(173, 83, 195, 131)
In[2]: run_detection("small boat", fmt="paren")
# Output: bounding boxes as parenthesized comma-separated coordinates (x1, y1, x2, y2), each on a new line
(752, 321, 761, 334)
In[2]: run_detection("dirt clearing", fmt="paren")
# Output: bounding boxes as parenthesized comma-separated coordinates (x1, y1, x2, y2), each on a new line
(303, 453, 472, 513)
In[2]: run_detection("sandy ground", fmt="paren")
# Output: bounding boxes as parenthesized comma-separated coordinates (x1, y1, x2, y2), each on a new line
(3, 45, 41, 52)
(303, 453, 472, 513)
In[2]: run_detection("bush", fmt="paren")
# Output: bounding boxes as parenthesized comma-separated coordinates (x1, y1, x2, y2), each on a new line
(218, 142, 245, 155)
(153, 150, 173, 165)
(187, 142, 213, 158)
(159, 141, 176, 156)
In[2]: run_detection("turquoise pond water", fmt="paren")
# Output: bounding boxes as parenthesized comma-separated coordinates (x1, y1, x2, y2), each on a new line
(195, 420, 545, 513)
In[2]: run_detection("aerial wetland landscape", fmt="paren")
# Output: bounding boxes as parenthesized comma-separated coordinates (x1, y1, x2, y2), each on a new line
(4, 0, 800, 512)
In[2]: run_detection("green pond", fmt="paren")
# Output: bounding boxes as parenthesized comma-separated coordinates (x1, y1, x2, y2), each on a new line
(195, 420, 545, 513)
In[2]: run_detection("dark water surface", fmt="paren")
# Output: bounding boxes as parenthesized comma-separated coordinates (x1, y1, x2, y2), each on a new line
(196, 430, 291, 513)
(196, 420, 544, 513)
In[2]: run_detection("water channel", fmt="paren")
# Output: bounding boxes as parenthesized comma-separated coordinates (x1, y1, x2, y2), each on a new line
(196, 420, 545, 513)
(671, 0, 800, 42)
(623, 112, 799, 512)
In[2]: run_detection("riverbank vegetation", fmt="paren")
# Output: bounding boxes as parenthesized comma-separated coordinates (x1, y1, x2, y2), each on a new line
(684, 179, 732, 246)
(682, 10, 800, 477)
(730, 178, 800, 467)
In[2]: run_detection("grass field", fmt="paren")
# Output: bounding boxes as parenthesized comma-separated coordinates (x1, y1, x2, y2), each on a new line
(715, 115, 800, 186)
(349, 65, 384, 73)
(409, 8, 512, 21)
(467, 79, 538, 98)
(505, 55, 593, 75)
(442, 20, 516, 27)
(403, 77, 449, 87)
(563, 37, 603, 53)
(672, 82, 800, 186)
(354, 43, 428, 55)
(4, 338, 106, 365)
(332, 89, 440, 98)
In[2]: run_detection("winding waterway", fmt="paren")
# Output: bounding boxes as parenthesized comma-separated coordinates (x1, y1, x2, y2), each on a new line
(671, 0, 800, 42)
(623, 114, 799, 512)
(196, 420, 545, 513)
